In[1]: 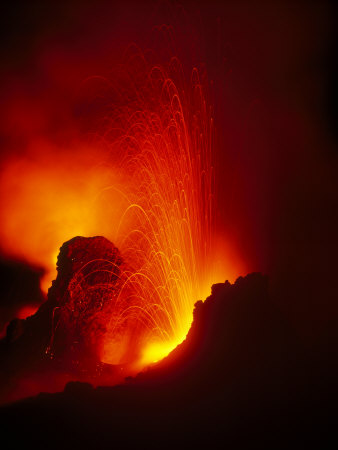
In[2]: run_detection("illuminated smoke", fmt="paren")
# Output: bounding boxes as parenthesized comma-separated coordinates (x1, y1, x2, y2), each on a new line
(0, 49, 244, 368)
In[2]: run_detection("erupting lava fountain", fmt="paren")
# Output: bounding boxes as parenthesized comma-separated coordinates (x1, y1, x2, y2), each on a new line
(0, 49, 243, 370)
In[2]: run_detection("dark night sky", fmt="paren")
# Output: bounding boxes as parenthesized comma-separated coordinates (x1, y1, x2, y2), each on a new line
(0, 0, 337, 341)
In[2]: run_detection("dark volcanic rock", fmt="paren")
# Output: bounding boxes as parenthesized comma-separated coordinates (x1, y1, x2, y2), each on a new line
(0, 236, 123, 397)
(46, 236, 123, 366)
(1, 273, 336, 448)
(5, 318, 26, 343)
(48, 236, 122, 307)
(133, 273, 301, 400)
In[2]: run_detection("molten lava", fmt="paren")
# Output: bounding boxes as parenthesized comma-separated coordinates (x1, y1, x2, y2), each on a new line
(0, 50, 244, 370)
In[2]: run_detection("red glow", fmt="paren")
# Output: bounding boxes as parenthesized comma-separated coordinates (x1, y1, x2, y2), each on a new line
(0, 50, 245, 371)
(17, 305, 39, 320)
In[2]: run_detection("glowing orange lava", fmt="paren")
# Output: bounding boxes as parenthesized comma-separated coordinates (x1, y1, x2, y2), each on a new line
(0, 51, 245, 369)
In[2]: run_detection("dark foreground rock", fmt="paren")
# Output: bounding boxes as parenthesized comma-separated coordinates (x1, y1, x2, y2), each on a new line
(1, 272, 337, 449)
